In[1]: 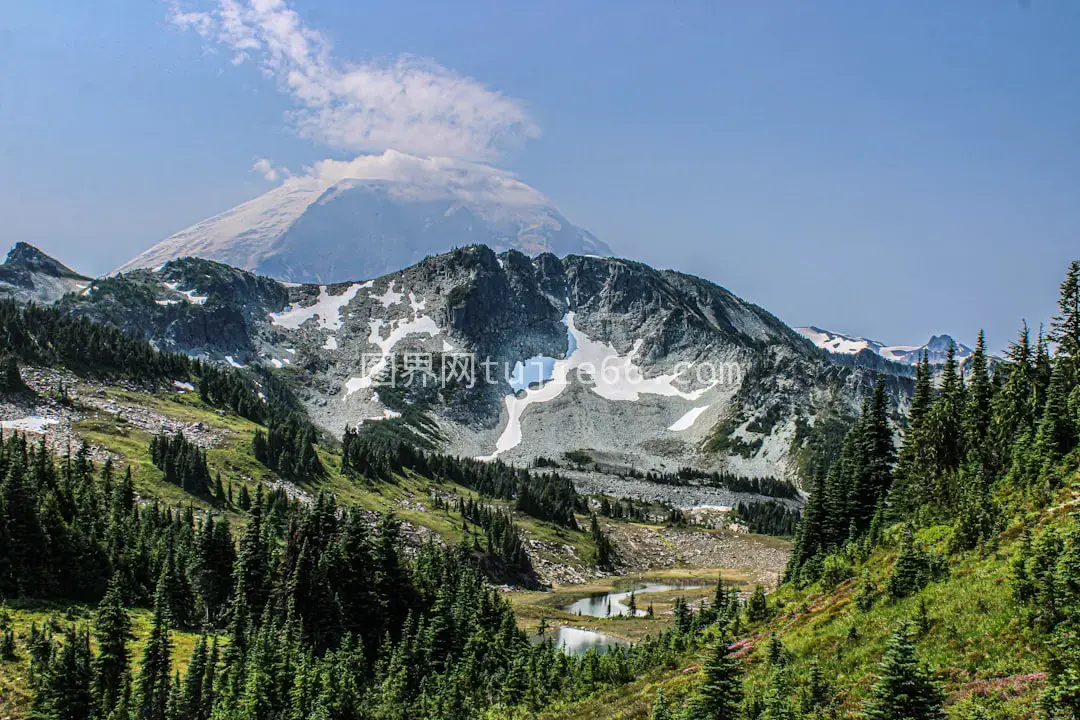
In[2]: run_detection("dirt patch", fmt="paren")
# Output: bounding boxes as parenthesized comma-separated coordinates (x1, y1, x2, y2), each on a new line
(607, 522, 789, 588)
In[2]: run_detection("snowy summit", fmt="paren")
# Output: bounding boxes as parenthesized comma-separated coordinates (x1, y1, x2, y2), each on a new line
(116, 150, 611, 284)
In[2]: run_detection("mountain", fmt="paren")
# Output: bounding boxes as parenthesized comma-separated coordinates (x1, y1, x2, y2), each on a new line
(795, 325, 974, 365)
(0, 242, 91, 304)
(115, 150, 612, 284)
(66, 246, 901, 483)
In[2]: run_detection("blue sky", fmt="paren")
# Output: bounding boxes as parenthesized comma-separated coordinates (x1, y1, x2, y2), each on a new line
(1, 1, 1078, 351)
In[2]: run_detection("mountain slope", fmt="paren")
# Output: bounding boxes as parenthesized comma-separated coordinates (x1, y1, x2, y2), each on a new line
(115, 150, 612, 284)
(0, 242, 90, 304)
(65, 246, 900, 485)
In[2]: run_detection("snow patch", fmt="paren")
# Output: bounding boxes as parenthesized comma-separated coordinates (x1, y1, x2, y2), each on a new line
(225, 355, 245, 368)
(270, 282, 371, 330)
(0, 416, 60, 433)
(173, 380, 195, 392)
(668, 406, 710, 432)
(343, 312, 441, 398)
(375, 281, 404, 308)
(323, 336, 339, 350)
(162, 282, 208, 305)
(479, 312, 716, 459)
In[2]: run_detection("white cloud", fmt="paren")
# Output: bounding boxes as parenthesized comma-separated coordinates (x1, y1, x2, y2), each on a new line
(251, 157, 280, 181)
(292, 150, 550, 208)
(168, 0, 540, 161)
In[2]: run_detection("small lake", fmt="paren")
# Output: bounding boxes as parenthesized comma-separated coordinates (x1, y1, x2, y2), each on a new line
(545, 626, 626, 655)
(561, 582, 707, 618)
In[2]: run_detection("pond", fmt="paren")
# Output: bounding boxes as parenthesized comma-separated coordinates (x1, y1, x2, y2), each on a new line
(543, 626, 626, 655)
(561, 582, 707, 618)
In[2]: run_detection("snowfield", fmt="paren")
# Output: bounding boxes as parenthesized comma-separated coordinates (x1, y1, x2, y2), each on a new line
(478, 312, 719, 459)
(270, 281, 372, 330)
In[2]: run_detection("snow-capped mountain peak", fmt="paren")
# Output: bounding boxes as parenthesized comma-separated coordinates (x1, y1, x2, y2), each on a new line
(115, 150, 611, 284)
(795, 326, 972, 365)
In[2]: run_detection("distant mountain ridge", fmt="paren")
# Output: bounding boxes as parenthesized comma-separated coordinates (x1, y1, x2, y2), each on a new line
(115, 150, 612, 284)
(0, 242, 90, 304)
(795, 326, 974, 365)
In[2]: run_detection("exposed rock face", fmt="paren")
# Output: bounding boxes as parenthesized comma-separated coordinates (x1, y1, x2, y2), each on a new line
(0, 242, 91, 304)
(59, 245, 905, 483)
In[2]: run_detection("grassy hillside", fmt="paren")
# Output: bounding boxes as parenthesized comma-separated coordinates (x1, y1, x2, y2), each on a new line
(541, 484, 1080, 720)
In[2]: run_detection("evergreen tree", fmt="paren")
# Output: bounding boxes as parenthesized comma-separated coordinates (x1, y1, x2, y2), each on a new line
(1036, 358, 1076, 463)
(94, 574, 133, 714)
(137, 582, 173, 720)
(863, 622, 944, 720)
(848, 376, 896, 533)
(801, 661, 832, 715)
(180, 635, 209, 720)
(650, 688, 674, 720)
(759, 669, 797, 720)
(746, 584, 768, 623)
(1051, 260, 1080, 366)
(888, 526, 932, 599)
(965, 330, 993, 452)
(684, 636, 743, 720)
(34, 624, 95, 720)
(0, 353, 25, 392)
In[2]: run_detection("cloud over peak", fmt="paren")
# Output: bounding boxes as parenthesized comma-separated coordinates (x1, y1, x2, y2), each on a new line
(169, 0, 540, 161)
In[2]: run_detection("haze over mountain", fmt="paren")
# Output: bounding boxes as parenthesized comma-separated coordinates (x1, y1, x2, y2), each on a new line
(116, 151, 611, 284)
(795, 326, 975, 365)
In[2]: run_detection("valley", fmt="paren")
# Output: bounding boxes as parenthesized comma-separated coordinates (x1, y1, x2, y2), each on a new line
(2, 244, 1078, 720)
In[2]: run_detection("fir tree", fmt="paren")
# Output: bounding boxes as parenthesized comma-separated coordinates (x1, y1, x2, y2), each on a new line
(888, 526, 930, 599)
(685, 636, 743, 720)
(863, 622, 944, 720)
(746, 584, 769, 623)
(759, 668, 797, 720)
(1051, 260, 1080, 366)
(34, 624, 95, 720)
(94, 574, 133, 714)
(965, 330, 993, 453)
(1036, 358, 1076, 463)
(650, 688, 674, 720)
(137, 582, 173, 720)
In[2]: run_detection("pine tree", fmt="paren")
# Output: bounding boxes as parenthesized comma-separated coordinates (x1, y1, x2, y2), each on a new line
(685, 636, 743, 720)
(888, 526, 929, 599)
(0, 354, 25, 392)
(0, 627, 15, 660)
(965, 330, 993, 451)
(650, 688, 674, 720)
(759, 669, 797, 720)
(766, 634, 787, 668)
(746, 584, 768, 623)
(180, 634, 209, 720)
(1036, 358, 1075, 463)
(848, 376, 895, 533)
(801, 661, 832, 715)
(94, 574, 133, 714)
(1051, 260, 1080, 366)
(137, 581, 173, 720)
(35, 624, 95, 720)
(863, 622, 944, 720)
